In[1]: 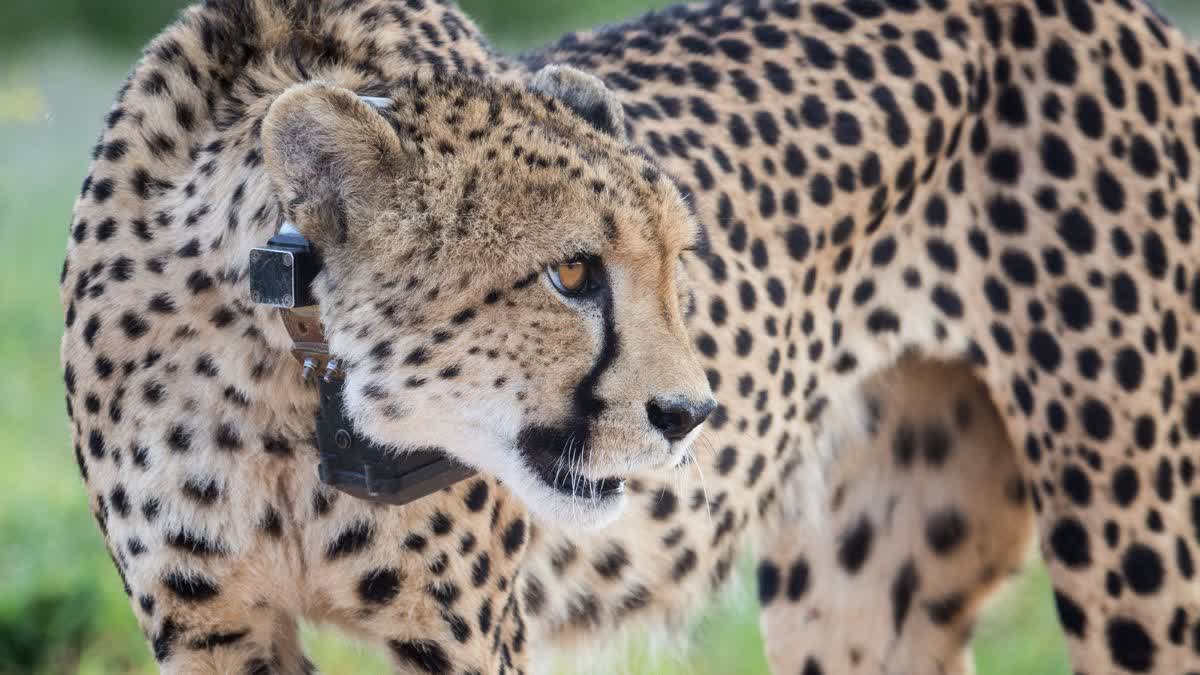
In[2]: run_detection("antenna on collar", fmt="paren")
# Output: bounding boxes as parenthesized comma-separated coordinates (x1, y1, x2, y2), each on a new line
(247, 94, 475, 507)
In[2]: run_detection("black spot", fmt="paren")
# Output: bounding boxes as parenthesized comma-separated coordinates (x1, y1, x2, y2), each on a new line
(1054, 589, 1087, 637)
(926, 238, 957, 272)
(523, 575, 546, 616)
(153, 618, 181, 661)
(388, 640, 451, 674)
(1129, 134, 1160, 178)
(166, 528, 226, 556)
(88, 429, 107, 459)
(987, 148, 1021, 184)
(257, 505, 283, 538)
(1056, 285, 1092, 331)
(1057, 208, 1095, 253)
(182, 477, 221, 505)
(215, 423, 241, 450)
(1112, 465, 1140, 507)
(757, 560, 780, 605)
(650, 488, 677, 520)
(1121, 544, 1164, 595)
(429, 511, 453, 536)
(988, 194, 1027, 234)
(893, 423, 916, 467)
(470, 552, 490, 587)
(890, 559, 920, 635)
(867, 308, 900, 334)
(1187, 394, 1200, 439)
(1106, 617, 1155, 672)
(186, 270, 214, 294)
(926, 593, 966, 625)
(1113, 347, 1144, 391)
(325, 519, 375, 560)
(463, 479, 489, 512)
(922, 424, 951, 466)
(1062, 0, 1095, 33)
(671, 548, 698, 581)
(119, 312, 149, 339)
(502, 518, 526, 557)
(167, 425, 191, 452)
(91, 178, 115, 202)
(1028, 330, 1062, 372)
(1046, 40, 1078, 84)
(786, 225, 811, 261)
(782, 557, 811, 598)
(426, 580, 459, 608)
(162, 569, 220, 602)
(872, 237, 897, 266)
(1041, 133, 1076, 179)
(1049, 517, 1091, 568)
(189, 628, 250, 650)
(838, 515, 873, 574)
(995, 86, 1028, 126)
(1061, 465, 1092, 507)
(926, 508, 968, 555)
(931, 285, 964, 318)
(593, 544, 629, 579)
(358, 568, 402, 605)
(1080, 398, 1113, 441)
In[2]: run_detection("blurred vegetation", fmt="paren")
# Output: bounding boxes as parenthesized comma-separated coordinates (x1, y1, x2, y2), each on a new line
(0, 0, 679, 57)
(2, 0, 1199, 673)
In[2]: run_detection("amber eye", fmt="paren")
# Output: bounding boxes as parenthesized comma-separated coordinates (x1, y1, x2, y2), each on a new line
(547, 256, 601, 297)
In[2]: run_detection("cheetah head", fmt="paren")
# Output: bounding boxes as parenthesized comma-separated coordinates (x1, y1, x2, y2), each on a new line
(261, 67, 714, 527)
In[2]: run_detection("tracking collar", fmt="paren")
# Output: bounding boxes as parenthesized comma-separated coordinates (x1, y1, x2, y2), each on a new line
(249, 220, 475, 506)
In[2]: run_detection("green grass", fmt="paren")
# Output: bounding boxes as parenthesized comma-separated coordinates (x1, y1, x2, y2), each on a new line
(9, 1, 1200, 670)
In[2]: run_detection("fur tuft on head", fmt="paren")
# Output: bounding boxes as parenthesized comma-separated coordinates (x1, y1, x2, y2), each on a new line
(529, 65, 627, 141)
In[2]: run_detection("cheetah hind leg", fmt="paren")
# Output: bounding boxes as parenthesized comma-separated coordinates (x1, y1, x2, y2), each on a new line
(756, 358, 1036, 674)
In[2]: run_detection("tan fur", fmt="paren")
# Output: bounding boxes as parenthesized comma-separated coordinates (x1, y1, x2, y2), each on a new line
(60, 0, 1200, 673)
(760, 359, 1036, 674)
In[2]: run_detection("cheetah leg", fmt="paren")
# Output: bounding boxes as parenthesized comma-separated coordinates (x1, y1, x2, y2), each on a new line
(101, 503, 314, 673)
(292, 480, 535, 675)
(135, 572, 312, 675)
(992, 379, 1200, 672)
(757, 359, 1036, 675)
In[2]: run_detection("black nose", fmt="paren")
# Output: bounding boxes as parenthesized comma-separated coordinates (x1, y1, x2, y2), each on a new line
(646, 397, 717, 442)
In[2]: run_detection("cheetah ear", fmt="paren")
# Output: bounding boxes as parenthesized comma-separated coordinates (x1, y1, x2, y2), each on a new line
(530, 65, 627, 142)
(261, 82, 407, 250)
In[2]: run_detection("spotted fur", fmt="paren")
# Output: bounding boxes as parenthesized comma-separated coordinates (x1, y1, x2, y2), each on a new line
(62, 0, 1200, 673)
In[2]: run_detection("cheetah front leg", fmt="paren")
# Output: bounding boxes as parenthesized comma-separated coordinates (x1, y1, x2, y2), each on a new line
(117, 543, 315, 675)
(756, 359, 1036, 674)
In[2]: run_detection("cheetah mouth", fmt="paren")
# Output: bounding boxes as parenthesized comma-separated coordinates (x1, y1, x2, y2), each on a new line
(535, 464, 625, 499)
(516, 424, 626, 499)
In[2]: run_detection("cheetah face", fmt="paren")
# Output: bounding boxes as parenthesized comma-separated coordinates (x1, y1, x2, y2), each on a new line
(262, 71, 714, 527)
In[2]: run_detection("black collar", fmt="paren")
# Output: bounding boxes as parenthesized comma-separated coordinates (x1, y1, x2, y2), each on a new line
(249, 228, 475, 506)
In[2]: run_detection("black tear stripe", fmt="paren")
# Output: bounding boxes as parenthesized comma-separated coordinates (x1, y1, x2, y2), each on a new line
(574, 286, 620, 420)
(517, 284, 621, 478)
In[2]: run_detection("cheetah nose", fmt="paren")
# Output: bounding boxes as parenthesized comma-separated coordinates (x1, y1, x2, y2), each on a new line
(646, 397, 717, 442)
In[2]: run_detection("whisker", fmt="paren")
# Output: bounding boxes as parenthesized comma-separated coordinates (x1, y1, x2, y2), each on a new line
(689, 450, 714, 530)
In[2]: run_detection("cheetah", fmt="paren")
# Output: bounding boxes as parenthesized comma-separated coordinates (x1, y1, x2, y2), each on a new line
(60, 0, 1200, 673)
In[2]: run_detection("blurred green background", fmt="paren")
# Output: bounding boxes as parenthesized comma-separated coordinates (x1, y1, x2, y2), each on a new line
(3, 1, 1198, 673)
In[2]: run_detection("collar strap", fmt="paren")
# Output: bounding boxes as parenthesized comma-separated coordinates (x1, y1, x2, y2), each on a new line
(249, 226, 475, 506)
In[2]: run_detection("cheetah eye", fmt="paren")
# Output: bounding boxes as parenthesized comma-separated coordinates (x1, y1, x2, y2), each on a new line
(547, 256, 603, 297)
